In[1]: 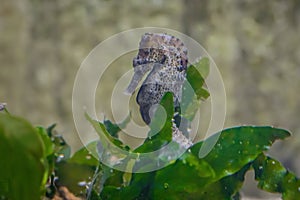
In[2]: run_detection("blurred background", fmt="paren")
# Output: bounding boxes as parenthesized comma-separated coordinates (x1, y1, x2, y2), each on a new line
(1, 0, 300, 198)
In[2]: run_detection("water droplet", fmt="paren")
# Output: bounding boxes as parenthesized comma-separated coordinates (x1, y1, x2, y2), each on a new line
(188, 149, 191, 153)
(238, 150, 241, 154)
(298, 187, 300, 192)
(259, 166, 263, 170)
(239, 141, 243, 145)
(232, 141, 236, 144)
(217, 143, 221, 147)
(164, 183, 169, 189)
(110, 169, 114, 173)
(78, 181, 87, 187)
(224, 186, 228, 190)
(271, 161, 276, 165)
(86, 155, 91, 160)
(56, 154, 65, 162)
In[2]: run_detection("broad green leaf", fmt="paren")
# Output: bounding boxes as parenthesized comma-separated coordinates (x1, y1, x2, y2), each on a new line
(55, 142, 100, 197)
(190, 126, 290, 179)
(0, 113, 46, 200)
(100, 126, 290, 199)
(253, 154, 300, 200)
(55, 161, 96, 196)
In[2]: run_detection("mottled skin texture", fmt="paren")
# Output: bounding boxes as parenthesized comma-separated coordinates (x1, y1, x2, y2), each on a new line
(125, 33, 188, 124)
(125, 33, 192, 148)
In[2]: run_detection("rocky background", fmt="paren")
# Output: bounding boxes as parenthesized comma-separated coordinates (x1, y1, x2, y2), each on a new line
(1, 0, 299, 198)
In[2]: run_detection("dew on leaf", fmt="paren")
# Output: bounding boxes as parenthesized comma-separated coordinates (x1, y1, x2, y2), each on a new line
(164, 183, 169, 189)
(78, 181, 87, 187)
(56, 154, 65, 162)
(271, 161, 275, 165)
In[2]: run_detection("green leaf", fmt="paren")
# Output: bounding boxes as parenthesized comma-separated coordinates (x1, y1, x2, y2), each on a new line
(68, 141, 99, 167)
(181, 59, 210, 121)
(191, 126, 290, 179)
(100, 126, 291, 199)
(55, 142, 99, 197)
(86, 114, 129, 151)
(36, 126, 54, 158)
(44, 124, 71, 162)
(134, 92, 173, 153)
(193, 57, 210, 79)
(103, 114, 130, 138)
(186, 62, 210, 100)
(0, 113, 46, 200)
(253, 154, 300, 200)
(103, 120, 121, 138)
(55, 161, 96, 196)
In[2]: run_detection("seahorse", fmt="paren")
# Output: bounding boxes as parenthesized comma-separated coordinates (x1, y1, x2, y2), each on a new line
(125, 33, 192, 148)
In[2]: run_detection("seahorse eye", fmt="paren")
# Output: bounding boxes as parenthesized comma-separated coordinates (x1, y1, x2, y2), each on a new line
(144, 48, 150, 55)
(177, 65, 184, 72)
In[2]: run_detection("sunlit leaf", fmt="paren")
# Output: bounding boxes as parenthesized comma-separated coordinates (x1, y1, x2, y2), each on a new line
(0, 113, 46, 200)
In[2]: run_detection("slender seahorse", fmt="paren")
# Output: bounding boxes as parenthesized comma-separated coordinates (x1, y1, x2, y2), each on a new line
(125, 33, 192, 148)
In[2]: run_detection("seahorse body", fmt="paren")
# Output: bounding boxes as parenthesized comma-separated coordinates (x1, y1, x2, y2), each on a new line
(126, 33, 188, 124)
(125, 33, 192, 148)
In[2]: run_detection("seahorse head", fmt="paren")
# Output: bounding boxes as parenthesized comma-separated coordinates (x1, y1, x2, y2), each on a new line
(125, 33, 188, 95)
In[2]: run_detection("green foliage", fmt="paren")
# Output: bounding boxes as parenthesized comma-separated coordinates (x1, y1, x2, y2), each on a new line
(253, 154, 300, 200)
(86, 123, 297, 200)
(135, 92, 174, 152)
(0, 113, 47, 200)
(54, 141, 99, 196)
(0, 58, 299, 199)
